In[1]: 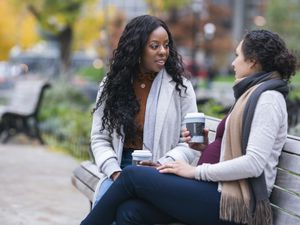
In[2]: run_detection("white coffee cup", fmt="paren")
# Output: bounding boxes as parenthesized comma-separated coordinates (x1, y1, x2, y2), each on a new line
(131, 150, 152, 165)
(184, 112, 205, 143)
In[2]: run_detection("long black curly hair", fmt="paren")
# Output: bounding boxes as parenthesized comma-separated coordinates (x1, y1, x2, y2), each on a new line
(242, 29, 297, 81)
(95, 15, 187, 140)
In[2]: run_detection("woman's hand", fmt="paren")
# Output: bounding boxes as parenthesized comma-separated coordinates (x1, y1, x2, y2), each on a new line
(110, 171, 121, 181)
(139, 160, 161, 168)
(181, 127, 209, 151)
(157, 161, 196, 179)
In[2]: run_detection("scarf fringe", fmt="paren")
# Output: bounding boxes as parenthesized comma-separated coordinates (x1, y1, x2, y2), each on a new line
(220, 195, 273, 225)
(248, 199, 273, 225)
(219, 194, 249, 224)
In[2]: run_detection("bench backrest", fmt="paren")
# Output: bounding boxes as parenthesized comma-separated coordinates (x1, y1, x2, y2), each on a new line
(205, 116, 300, 225)
(6, 79, 50, 116)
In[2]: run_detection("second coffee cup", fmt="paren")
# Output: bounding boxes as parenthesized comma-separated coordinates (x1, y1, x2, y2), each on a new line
(131, 150, 152, 165)
(184, 112, 205, 143)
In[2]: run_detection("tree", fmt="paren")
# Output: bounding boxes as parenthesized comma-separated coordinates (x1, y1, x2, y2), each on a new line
(73, 1, 105, 53)
(26, 0, 85, 77)
(0, 1, 39, 60)
(265, 0, 300, 57)
(145, 0, 190, 16)
(0, 1, 17, 60)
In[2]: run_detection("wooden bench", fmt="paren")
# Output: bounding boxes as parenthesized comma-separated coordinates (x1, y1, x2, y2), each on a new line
(71, 116, 300, 225)
(0, 79, 51, 144)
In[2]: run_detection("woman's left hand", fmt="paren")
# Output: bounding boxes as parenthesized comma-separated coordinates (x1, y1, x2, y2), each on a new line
(157, 161, 196, 179)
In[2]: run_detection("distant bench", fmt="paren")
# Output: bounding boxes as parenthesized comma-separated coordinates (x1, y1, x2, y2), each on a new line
(0, 79, 51, 144)
(72, 116, 300, 225)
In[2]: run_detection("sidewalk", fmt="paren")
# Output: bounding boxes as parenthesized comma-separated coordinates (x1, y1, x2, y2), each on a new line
(0, 143, 90, 225)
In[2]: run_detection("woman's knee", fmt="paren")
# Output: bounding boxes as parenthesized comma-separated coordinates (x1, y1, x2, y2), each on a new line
(121, 165, 138, 174)
(115, 200, 147, 225)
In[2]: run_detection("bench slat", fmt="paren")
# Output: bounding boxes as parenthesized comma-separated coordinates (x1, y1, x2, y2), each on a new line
(71, 176, 94, 202)
(208, 132, 216, 142)
(73, 163, 99, 192)
(270, 187, 300, 217)
(272, 206, 300, 225)
(205, 116, 221, 132)
(277, 151, 300, 174)
(81, 161, 100, 175)
(284, 135, 300, 155)
(274, 169, 300, 194)
(9, 80, 48, 115)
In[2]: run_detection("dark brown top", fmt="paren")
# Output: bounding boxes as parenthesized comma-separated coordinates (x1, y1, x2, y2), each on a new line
(124, 73, 156, 150)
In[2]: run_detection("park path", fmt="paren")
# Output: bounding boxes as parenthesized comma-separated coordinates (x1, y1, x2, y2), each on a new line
(0, 143, 90, 225)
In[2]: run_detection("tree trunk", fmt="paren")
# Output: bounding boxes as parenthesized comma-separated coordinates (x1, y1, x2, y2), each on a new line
(58, 25, 73, 79)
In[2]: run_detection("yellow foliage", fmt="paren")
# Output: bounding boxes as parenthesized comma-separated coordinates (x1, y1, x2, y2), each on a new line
(18, 13, 40, 49)
(0, 1, 16, 60)
(0, 2, 39, 60)
(74, 2, 105, 50)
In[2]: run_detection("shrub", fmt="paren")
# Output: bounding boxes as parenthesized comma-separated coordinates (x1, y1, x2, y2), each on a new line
(39, 80, 94, 160)
(198, 100, 226, 119)
(76, 66, 105, 82)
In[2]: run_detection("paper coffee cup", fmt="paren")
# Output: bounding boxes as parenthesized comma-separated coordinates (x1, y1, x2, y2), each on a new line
(131, 150, 152, 165)
(184, 112, 205, 143)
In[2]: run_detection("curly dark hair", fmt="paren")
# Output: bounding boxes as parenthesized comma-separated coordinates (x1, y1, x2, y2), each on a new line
(95, 15, 187, 140)
(242, 29, 297, 81)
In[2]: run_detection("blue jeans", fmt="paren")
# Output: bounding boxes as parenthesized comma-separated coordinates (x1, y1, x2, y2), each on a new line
(81, 166, 243, 225)
(92, 150, 133, 208)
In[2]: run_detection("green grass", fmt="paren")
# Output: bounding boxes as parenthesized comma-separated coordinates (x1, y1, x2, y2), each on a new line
(213, 75, 234, 83)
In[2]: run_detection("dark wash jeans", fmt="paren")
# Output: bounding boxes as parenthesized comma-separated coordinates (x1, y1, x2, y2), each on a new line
(81, 166, 243, 225)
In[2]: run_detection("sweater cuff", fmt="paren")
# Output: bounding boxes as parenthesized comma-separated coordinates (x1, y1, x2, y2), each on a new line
(101, 158, 122, 179)
(194, 165, 202, 180)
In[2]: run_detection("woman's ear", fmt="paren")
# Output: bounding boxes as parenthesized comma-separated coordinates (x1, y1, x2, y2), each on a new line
(249, 59, 262, 71)
(248, 59, 256, 69)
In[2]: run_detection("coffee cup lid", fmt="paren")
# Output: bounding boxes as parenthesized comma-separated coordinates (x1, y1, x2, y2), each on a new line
(185, 112, 205, 119)
(132, 150, 152, 157)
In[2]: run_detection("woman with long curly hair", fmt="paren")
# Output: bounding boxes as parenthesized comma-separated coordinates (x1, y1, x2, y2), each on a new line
(90, 15, 197, 208)
(81, 29, 297, 225)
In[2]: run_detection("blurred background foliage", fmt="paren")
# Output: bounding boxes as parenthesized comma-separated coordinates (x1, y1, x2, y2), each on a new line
(39, 81, 93, 159)
(145, 0, 190, 12)
(1, 0, 300, 159)
(0, 1, 39, 60)
(265, 0, 300, 58)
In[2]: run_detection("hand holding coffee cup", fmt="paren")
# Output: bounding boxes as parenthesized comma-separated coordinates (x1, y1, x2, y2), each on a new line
(183, 113, 208, 151)
(131, 150, 152, 166)
(181, 127, 209, 151)
(184, 112, 205, 143)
